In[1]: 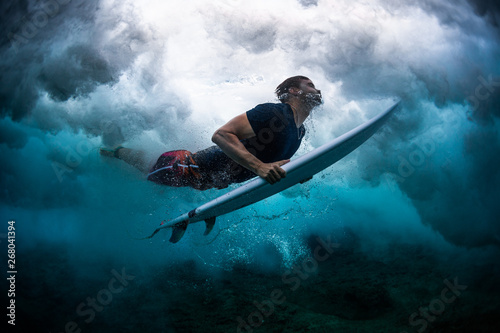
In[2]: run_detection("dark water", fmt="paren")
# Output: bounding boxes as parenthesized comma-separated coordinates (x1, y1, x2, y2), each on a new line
(2, 0, 500, 332)
(4, 229, 500, 332)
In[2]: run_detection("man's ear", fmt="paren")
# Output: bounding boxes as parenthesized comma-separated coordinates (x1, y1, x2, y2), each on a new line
(288, 86, 301, 96)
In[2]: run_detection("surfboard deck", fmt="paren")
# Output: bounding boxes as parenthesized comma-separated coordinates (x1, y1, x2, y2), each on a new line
(144, 101, 400, 242)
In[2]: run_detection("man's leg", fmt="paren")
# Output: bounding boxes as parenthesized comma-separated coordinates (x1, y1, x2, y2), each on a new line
(100, 147, 151, 173)
(116, 148, 151, 173)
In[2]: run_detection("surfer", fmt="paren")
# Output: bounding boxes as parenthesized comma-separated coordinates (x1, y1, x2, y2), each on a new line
(100, 76, 322, 190)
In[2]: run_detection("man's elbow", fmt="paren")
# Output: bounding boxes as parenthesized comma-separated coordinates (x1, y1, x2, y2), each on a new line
(212, 128, 238, 146)
(212, 129, 223, 144)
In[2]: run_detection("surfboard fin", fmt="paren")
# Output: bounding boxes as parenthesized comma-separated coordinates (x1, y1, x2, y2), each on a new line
(169, 220, 188, 243)
(204, 217, 216, 236)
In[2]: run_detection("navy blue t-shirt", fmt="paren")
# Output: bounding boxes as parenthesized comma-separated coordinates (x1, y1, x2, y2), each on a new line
(193, 103, 305, 185)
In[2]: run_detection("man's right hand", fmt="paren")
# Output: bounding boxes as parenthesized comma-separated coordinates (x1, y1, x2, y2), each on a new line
(256, 160, 290, 184)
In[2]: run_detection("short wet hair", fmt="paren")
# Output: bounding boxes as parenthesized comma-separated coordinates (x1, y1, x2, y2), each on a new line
(275, 75, 310, 103)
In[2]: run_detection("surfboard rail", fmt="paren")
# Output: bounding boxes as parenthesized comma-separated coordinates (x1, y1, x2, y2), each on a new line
(143, 101, 400, 242)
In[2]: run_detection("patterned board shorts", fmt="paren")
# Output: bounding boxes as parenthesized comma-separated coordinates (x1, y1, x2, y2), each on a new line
(147, 150, 204, 189)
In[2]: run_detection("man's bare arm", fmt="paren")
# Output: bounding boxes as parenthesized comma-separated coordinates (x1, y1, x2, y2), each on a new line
(212, 113, 289, 184)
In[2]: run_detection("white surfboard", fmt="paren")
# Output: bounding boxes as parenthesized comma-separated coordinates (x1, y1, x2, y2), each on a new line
(144, 101, 400, 242)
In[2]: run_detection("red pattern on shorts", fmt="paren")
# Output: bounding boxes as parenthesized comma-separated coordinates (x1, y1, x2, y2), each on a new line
(147, 150, 202, 188)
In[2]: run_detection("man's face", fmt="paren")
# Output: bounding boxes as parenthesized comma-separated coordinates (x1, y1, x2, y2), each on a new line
(298, 79, 323, 107)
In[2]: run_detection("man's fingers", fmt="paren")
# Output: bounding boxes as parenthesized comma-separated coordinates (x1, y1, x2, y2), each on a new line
(266, 174, 276, 184)
(278, 159, 290, 167)
(260, 160, 290, 184)
(270, 165, 285, 178)
(277, 167, 286, 178)
(264, 169, 278, 184)
(269, 169, 279, 183)
(280, 165, 288, 177)
(275, 160, 289, 178)
(269, 165, 286, 184)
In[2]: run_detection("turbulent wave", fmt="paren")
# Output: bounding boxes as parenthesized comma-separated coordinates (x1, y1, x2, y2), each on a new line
(1, 0, 499, 286)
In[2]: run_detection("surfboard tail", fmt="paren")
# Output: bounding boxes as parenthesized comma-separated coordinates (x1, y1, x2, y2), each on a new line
(147, 217, 215, 243)
(139, 228, 161, 240)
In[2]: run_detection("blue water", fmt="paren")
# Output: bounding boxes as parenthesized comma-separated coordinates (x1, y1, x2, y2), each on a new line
(2, 0, 500, 332)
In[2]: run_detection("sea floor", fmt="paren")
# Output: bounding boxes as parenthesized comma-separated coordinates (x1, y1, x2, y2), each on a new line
(9, 230, 500, 333)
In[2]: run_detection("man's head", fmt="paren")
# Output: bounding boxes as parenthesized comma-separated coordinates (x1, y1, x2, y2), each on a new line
(275, 76, 322, 107)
